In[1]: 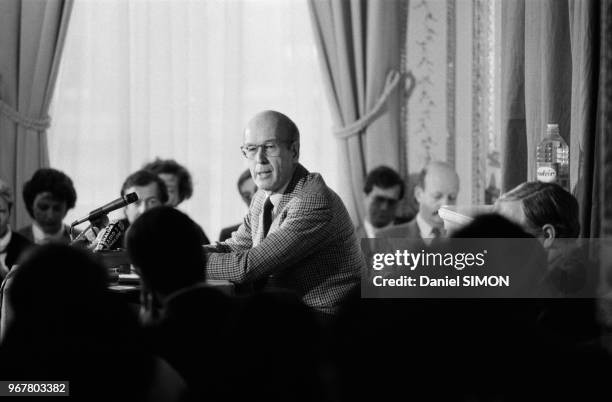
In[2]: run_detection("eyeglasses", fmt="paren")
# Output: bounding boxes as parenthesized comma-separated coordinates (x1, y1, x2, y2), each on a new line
(240, 141, 292, 160)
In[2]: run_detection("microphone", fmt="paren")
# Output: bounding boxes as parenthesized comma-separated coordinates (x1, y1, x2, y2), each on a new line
(93, 219, 129, 252)
(71, 193, 138, 227)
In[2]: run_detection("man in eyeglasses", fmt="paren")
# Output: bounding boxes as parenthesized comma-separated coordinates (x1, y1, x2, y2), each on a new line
(356, 166, 405, 239)
(203, 110, 363, 316)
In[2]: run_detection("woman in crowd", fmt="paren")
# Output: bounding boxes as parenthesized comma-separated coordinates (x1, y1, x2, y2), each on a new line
(142, 158, 193, 208)
(143, 158, 210, 244)
(18, 168, 77, 244)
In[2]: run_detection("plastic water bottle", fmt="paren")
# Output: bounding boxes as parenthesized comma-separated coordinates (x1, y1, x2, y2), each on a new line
(536, 123, 569, 191)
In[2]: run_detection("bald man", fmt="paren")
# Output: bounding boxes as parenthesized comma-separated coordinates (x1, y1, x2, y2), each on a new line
(379, 161, 459, 243)
(204, 110, 363, 315)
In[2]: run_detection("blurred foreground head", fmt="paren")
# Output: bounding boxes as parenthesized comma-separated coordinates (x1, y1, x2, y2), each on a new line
(3, 244, 110, 341)
(450, 214, 551, 298)
(126, 206, 205, 297)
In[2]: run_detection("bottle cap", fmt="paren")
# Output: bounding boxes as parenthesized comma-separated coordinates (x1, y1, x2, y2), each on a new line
(547, 123, 559, 136)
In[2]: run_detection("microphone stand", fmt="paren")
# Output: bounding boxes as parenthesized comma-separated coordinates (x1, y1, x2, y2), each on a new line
(69, 215, 110, 245)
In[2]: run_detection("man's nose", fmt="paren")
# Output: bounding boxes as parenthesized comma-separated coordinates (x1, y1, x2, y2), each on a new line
(439, 195, 455, 205)
(255, 146, 268, 163)
(138, 202, 148, 213)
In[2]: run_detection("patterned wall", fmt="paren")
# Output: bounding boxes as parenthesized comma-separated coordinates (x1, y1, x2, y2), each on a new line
(402, 0, 501, 205)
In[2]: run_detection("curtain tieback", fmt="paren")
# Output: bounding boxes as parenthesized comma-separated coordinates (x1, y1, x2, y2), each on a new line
(332, 69, 407, 140)
(0, 99, 51, 132)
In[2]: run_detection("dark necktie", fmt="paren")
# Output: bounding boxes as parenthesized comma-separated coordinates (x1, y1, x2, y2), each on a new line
(430, 227, 443, 246)
(431, 227, 441, 239)
(262, 197, 274, 238)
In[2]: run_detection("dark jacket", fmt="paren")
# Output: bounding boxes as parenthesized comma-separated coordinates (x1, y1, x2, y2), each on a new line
(4, 231, 33, 271)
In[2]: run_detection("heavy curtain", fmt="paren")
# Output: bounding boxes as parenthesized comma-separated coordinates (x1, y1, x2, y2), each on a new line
(602, 0, 612, 240)
(308, 0, 405, 224)
(500, 0, 612, 238)
(0, 0, 73, 229)
(47, 0, 335, 239)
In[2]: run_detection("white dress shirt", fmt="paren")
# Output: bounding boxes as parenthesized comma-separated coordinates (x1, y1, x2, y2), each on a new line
(363, 219, 393, 238)
(0, 227, 12, 276)
(32, 222, 66, 244)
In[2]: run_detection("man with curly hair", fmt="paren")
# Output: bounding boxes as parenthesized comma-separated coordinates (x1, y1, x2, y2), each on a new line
(142, 158, 194, 208)
(143, 158, 210, 244)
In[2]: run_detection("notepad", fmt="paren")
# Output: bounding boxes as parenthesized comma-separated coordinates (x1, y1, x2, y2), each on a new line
(118, 273, 140, 284)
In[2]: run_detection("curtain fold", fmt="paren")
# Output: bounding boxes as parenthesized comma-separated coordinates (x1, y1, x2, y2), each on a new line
(500, 0, 610, 238)
(601, 0, 612, 239)
(308, 0, 404, 224)
(500, 0, 527, 193)
(0, 0, 73, 229)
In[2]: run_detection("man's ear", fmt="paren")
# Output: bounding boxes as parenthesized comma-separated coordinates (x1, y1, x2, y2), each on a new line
(541, 223, 556, 249)
(414, 186, 423, 204)
(291, 141, 300, 161)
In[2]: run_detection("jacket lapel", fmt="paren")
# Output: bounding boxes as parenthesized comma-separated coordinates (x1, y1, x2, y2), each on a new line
(252, 194, 266, 247)
(254, 164, 308, 242)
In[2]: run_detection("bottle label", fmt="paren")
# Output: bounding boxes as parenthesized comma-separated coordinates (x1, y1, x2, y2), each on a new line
(537, 165, 557, 183)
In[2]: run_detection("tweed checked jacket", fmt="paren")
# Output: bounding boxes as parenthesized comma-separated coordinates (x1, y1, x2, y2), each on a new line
(205, 164, 363, 314)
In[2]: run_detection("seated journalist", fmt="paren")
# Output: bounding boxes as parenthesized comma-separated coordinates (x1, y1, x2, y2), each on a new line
(494, 182, 593, 296)
(203, 110, 363, 315)
(121, 169, 169, 226)
(18, 168, 78, 244)
(218, 169, 257, 242)
(378, 161, 459, 245)
(355, 166, 405, 239)
(143, 158, 210, 244)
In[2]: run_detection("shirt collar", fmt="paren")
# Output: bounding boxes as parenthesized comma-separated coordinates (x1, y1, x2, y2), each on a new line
(363, 219, 393, 238)
(415, 213, 444, 242)
(263, 180, 290, 209)
(32, 221, 66, 244)
(0, 226, 12, 253)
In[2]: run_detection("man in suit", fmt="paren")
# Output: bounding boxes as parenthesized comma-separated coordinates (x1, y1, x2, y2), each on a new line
(0, 180, 32, 279)
(204, 110, 363, 315)
(355, 166, 405, 239)
(218, 169, 257, 242)
(379, 161, 459, 244)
